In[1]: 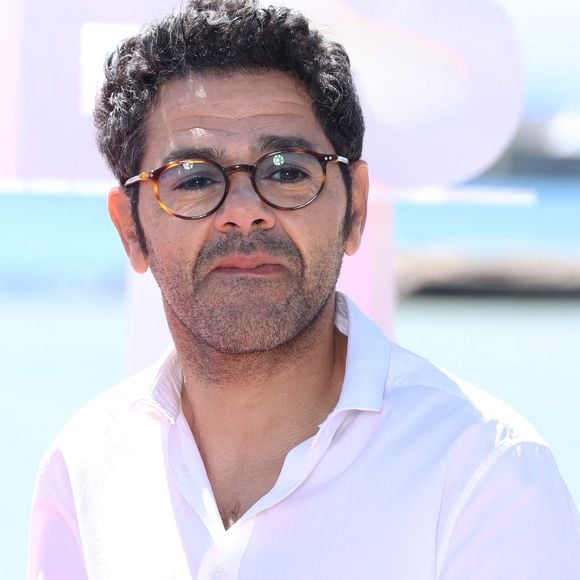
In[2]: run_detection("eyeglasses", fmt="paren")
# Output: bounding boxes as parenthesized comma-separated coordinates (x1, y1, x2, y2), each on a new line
(124, 147, 350, 220)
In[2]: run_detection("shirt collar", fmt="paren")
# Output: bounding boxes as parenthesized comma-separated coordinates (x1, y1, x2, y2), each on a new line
(333, 292, 390, 413)
(130, 347, 182, 423)
(132, 292, 390, 422)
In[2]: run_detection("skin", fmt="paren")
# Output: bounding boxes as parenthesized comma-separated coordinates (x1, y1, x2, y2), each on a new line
(109, 71, 369, 528)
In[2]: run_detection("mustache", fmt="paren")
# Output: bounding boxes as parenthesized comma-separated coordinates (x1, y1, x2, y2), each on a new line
(194, 231, 303, 270)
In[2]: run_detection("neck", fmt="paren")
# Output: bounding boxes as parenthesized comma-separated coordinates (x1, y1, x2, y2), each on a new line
(169, 293, 346, 452)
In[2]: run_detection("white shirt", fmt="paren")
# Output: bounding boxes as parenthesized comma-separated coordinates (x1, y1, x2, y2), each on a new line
(29, 294, 580, 579)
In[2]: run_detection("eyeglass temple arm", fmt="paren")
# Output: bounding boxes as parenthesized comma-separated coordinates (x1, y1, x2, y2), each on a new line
(124, 172, 151, 187)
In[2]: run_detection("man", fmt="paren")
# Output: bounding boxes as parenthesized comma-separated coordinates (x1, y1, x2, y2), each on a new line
(29, 1, 579, 578)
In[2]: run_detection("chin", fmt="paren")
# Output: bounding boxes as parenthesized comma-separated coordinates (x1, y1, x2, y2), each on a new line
(187, 290, 332, 355)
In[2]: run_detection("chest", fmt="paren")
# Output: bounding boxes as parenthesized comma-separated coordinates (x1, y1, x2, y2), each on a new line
(206, 449, 291, 528)
(69, 401, 460, 579)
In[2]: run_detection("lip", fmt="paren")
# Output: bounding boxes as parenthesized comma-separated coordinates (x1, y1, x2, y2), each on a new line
(211, 254, 286, 276)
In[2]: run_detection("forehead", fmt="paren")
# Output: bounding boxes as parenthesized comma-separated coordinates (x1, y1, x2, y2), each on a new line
(142, 71, 333, 166)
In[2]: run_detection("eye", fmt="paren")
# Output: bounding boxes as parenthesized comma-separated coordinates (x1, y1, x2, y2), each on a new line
(174, 173, 219, 191)
(267, 165, 310, 184)
(161, 162, 224, 193)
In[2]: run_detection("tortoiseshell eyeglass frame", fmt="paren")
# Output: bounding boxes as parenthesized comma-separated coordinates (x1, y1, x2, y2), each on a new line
(123, 147, 350, 220)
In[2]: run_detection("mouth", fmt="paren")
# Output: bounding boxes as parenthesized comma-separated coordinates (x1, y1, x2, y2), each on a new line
(211, 254, 287, 276)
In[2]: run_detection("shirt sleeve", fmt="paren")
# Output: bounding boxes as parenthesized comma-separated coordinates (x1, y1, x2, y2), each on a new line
(437, 442, 580, 580)
(28, 449, 88, 580)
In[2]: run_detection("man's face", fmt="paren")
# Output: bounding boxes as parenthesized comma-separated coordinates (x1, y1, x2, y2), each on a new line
(110, 71, 368, 354)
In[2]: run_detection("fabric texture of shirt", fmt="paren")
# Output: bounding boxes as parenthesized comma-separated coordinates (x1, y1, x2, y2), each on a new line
(29, 293, 580, 579)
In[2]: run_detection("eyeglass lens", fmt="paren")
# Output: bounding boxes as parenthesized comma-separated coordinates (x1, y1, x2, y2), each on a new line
(157, 150, 325, 218)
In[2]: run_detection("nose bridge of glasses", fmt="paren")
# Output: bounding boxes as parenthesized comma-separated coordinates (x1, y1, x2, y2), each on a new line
(223, 163, 255, 179)
(222, 163, 262, 201)
(217, 162, 275, 225)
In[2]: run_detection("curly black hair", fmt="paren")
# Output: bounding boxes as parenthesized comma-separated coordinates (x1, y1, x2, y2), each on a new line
(94, 0, 365, 249)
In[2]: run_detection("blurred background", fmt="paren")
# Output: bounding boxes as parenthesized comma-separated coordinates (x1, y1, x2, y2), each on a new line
(1, 0, 578, 577)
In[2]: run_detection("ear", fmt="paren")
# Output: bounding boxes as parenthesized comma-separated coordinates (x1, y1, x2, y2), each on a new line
(108, 186, 149, 274)
(344, 160, 369, 256)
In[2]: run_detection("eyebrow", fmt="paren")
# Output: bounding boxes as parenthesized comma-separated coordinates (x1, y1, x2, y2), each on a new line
(161, 146, 224, 165)
(254, 134, 316, 154)
(159, 135, 318, 167)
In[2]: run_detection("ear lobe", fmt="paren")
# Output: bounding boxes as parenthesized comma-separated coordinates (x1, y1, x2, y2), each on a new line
(108, 186, 149, 274)
(344, 160, 369, 256)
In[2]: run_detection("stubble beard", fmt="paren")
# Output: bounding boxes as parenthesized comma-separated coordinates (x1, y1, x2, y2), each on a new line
(148, 230, 345, 355)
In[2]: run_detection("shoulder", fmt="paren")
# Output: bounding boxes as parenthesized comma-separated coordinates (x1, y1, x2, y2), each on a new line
(381, 342, 576, 535)
(384, 340, 546, 449)
(340, 292, 545, 452)
(380, 342, 580, 573)
(39, 363, 161, 470)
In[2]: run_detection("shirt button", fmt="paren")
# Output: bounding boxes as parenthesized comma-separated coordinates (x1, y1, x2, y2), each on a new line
(211, 566, 228, 579)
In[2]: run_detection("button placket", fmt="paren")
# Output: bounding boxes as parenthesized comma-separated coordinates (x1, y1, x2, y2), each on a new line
(196, 517, 256, 580)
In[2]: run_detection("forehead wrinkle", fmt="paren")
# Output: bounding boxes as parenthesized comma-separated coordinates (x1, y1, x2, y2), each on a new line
(161, 112, 318, 135)
(147, 112, 320, 148)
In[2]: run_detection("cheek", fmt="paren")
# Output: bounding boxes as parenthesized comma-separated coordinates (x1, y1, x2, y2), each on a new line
(145, 219, 205, 273)
(286, 215, 345, 273)
(314, 199, 349, 247)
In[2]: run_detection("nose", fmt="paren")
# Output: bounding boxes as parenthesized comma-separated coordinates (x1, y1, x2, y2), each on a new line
(213, 166, 276, 233)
